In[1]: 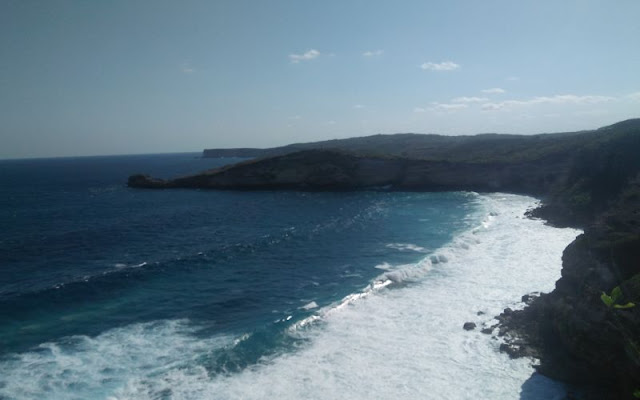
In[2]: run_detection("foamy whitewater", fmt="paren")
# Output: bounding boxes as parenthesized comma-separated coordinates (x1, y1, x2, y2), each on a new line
(0, 191, 580, 400)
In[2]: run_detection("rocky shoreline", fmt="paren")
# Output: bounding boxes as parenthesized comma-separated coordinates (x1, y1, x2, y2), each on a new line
(494, 178, 640, 399)
(129, 119, 640, 398)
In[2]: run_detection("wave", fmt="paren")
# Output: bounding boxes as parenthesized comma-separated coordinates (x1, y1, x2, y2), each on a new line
(0, 193, 581, 399)
(0, 320, 231, 400)
(385, 242, 429, 253)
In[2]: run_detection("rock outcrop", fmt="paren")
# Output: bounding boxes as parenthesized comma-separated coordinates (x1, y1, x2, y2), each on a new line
(501, 178, 640, 399)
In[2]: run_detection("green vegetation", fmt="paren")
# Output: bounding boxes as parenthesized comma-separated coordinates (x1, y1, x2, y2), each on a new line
(204, 121, 640, 164)
(601, 286, 636, 309)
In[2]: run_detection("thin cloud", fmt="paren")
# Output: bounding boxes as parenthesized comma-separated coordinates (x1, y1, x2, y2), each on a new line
(431, 103, 468, 112)
(482, 94, 615, 111)
(289, 49, 320, 63)
(413, 107, 427, 113)
(420, 61, 460, 71)
(481, 88, 505, 94)
(363, 49, 384, 57)
(180, 62, 195, 74)
(354, 104, 365, 109)
(506, 76, 519, 81)
(627, 91, 640, 101)
(452, 96, 488, 103)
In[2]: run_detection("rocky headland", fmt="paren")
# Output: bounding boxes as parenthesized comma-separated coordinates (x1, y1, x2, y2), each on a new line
(129, 119, 640, 398)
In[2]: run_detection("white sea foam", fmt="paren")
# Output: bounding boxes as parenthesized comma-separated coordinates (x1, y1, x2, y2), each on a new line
(0, 320, 231, 400)
(300, 301, 318, 310)
(113, 193, 580, 400)
(374, 262, 393, 270)
(0, 193, 581, 400)
(386, 243, 428, 253)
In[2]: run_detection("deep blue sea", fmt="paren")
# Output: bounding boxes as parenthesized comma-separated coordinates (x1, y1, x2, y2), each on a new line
(0, 154, 581, 400)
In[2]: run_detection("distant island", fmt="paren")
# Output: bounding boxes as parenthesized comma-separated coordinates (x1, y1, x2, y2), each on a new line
(129, 119, 640, 399)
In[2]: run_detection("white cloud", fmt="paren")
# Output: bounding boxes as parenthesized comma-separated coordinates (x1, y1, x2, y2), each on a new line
(627, 91, 640, 101)
(327, 120, 337, 125)
(413, 107, 427, 113)
(288, 115, 302, 120)
(289, 49, 320, 63)
(363, 50, 384, 57)
(431, 103, 468, 112)
(420, 61, 460, 71)
(481, 103, 506, 111)
(481, 88, 505, 94)
(482, 94, 615, 111)
(180, 62, 195, 74)
(452, 96, 489, 103)
(354, 104, 365, 109)
(535, 94, 614, 104)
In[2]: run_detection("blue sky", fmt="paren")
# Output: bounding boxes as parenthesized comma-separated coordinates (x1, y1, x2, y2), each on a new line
(1, 0, 639, 158)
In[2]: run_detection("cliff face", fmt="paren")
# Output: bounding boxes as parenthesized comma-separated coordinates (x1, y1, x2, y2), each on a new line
(502, 180, 640, 399)
(500, 120, 640, 399)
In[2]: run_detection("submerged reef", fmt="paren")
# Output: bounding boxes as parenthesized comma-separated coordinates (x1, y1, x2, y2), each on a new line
(129, 118, 640, 398)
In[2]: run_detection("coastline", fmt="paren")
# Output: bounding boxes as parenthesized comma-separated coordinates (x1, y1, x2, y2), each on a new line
(126, 119, 640, 397)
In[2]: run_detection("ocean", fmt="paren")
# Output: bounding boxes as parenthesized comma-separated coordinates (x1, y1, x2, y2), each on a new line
(0, 153, 581, 400)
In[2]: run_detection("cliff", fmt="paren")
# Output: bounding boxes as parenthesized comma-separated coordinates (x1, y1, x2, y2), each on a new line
(499, 121, 640, 399)
(130, 119, 640, 397)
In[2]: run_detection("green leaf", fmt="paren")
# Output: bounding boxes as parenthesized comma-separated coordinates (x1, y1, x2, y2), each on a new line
(601, 292, 614, 307)
(611, 286, 623, 303)
(614, 302, 636, 309)
(633, 388, 640, 398)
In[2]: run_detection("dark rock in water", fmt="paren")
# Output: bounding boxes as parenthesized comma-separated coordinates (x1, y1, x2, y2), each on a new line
(499, 343, 521, 358)
(463, 322, 476, 331)
(476, 311, 485, 316)
(481, 327, 494, 335)
(520, 292, 541, 305)
(499, 341, 539, 359)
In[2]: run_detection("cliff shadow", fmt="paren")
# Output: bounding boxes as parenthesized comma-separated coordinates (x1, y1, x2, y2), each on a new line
(519, 372, 583, 400)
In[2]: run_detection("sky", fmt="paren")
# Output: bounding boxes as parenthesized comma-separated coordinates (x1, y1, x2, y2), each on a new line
(1, 0, 639, 159)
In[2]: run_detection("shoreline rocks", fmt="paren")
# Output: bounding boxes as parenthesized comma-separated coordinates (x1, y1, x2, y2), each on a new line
(463, 322, 477, 331)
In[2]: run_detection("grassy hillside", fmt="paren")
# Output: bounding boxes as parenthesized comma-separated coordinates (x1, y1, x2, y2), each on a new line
(203, 126, 612, 163)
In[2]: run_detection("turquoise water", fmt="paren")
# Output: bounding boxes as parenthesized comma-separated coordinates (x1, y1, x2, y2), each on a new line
(0, 154, 580, 399)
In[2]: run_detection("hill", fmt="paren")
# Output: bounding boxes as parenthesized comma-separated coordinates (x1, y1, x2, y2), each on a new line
(203, 130, 594, 164)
